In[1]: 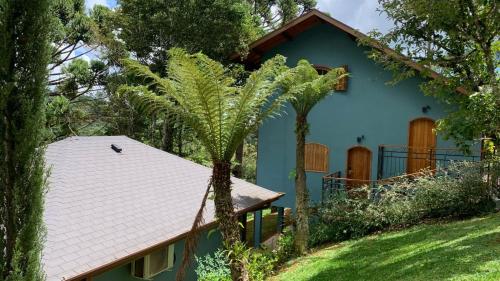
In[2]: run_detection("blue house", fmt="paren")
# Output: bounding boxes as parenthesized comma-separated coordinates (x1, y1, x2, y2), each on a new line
(235, 10, 480, 209)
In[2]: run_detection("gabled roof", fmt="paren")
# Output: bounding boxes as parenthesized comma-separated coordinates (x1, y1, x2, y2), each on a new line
(43, 136, 282, 281)
(233, 9, 466, 95)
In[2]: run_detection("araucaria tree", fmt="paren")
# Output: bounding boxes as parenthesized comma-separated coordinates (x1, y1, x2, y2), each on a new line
(276, 60, 345, 254)
(120, 49, 288, 280)
(0, 0, 51, 280)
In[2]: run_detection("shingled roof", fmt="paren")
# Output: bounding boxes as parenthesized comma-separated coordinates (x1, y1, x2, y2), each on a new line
(42, 136, 282, 281)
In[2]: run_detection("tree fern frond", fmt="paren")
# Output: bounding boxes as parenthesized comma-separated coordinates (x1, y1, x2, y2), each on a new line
(119, 49, 291, 163)
(275, 59, 348, 116)
(116, 85, 174, 116)
(121, 58, 175, 96)
(224, 56, 291, 159)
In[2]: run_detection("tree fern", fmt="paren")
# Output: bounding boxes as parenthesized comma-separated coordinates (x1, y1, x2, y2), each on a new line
(120, 48, 290, 280)
(274, 59, 347, 254)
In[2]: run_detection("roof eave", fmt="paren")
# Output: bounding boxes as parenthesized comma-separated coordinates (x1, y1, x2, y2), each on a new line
(63, 192, 285, 281)
(233, 9, 468, 96)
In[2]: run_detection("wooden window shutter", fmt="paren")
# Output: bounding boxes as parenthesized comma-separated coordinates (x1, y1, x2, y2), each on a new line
(335, 65, 348, 91)
(305, 143, 329, 173)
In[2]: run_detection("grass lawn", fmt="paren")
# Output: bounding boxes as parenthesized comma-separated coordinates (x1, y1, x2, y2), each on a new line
(270, 212, 500, 281)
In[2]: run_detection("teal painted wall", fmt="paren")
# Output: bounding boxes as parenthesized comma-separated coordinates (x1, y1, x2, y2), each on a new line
(93, 229, 222, 281)
(256, 23, 458, 209)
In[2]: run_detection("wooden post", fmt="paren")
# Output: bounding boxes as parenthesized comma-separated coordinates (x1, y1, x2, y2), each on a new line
(253, 210, 262, 248)
(276, 207, 285, 233)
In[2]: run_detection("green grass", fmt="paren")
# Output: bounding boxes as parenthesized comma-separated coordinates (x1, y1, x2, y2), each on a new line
(271, 212, 500, 281)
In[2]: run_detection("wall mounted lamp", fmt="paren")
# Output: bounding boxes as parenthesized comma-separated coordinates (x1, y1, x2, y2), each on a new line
(357, 135, 365, 144)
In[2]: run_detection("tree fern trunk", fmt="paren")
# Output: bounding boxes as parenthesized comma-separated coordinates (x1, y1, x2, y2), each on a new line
(161, 116, 175, 153)
(294, 115, 309, 254)
(212, 161, 247, 280)
(232, 143, 244, 178)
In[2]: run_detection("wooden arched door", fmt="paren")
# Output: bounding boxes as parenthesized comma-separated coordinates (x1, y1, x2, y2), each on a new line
(407, 118, 436, 174)
(346, 146, 372, 187)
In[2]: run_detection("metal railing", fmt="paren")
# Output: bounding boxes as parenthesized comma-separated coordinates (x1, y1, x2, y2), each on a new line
(321, 170, 435, 202)
(377, 145, 482, 180)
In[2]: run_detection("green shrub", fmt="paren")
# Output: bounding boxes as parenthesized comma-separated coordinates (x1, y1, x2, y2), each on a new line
(273, 229, 296, 264)
(412, 161, 495, 218)
(195, 249, 231, 281)
(246, 250, 277, 281)
(196, 241, 281, 281)
(309, 160, 497, 247)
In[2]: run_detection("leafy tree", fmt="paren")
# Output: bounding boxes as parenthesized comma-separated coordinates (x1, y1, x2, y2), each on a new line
(115, 0, 317, 155)
(365, 0, 499, 150)
(275, 60, 345, 254)
(117, 0, 317, 63)
(119, 49, 289, 280)
(0, 0, 51, 279)
(46, 1, 120, 140)
(247, 0, 317, 30)
(117, 0, 260, 65)
(49, 0, 109, 97)
(115, 0, 262, 153)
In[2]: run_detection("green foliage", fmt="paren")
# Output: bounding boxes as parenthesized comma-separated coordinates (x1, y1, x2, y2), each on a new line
(0, 0, 51, 280)
(120, 49, 291, 279)
(310, 160, 497, 247)
(196, 240, 291, 281)
(195, 249, 232, 281)
(117, 0, 316, 63)
(46, 0, 117, 140)
(247, 0, 316, 30)
(365, 0, 499, 150)
(272, 229, 296, 264)
(275, 58, 347, 253)
(246, 250, 278, 281)
(437, 86, 500, 152)
(117, 0, 261, 63)
(277, 60, 346, 118)
(49, 0, 109, 77)
(120, 48, 290, 162)
(239, 134, 258, 183)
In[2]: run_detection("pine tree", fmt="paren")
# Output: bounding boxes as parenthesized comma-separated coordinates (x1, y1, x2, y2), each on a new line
(0, 0, 51, 280)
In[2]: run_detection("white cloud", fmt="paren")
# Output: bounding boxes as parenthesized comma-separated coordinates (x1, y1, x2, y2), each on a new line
(316, 0, 392, 33)
(85, 0, 109, 10)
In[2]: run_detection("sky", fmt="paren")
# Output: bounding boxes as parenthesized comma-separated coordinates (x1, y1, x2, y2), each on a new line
(85, 0, 393, 34)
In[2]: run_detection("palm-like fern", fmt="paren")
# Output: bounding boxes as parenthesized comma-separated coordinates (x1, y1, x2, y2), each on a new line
(275, 59, 347, 254)
(120, 49, 288, 162)
(119, 48, 289, 280)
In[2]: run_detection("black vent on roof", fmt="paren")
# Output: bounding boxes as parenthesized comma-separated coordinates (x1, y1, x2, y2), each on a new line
(111, 144, 122, 153)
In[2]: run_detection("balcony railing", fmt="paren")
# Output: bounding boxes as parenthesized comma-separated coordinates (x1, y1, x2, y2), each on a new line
(377, 145, 482, 180)
(321, 170, 435, 202)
